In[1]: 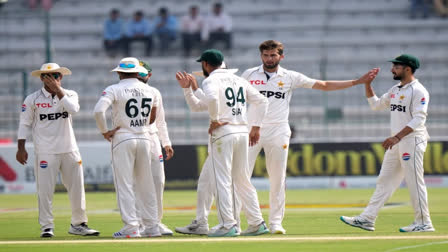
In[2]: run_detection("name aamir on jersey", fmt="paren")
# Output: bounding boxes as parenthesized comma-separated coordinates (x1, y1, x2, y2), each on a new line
(130, 118, 148, 127)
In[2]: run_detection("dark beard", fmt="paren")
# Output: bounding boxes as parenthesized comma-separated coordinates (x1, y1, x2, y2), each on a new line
(393, 76, 401, 80)
(263, 62, 279, 69)
(202, 65, 209, 77)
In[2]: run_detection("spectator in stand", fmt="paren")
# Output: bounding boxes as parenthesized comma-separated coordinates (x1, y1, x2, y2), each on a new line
(409, 0, 431, 19)
(124, 11, 153, 56)
(153, 7, 178, 55)
(103, 9, 124, 58)
(434, 0, 448, 18)
(180, 5, 204, 57)
(203, 2, 232, 51)
(29, 0, 52, 10)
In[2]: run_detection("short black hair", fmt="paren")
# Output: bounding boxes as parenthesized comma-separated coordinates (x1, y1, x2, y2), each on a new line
(111, 9, 119, 15)
(159, 7, 168, 15)
(135, 10, 143, 16)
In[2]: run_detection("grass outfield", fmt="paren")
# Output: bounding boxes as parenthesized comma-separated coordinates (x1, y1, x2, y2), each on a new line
(0, 188, 447, 251)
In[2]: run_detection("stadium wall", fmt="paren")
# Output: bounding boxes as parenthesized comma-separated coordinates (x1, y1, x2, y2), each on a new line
(1, 141, 448, 193)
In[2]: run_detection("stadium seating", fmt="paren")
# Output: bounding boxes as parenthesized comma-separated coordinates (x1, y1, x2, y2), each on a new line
(0, 0, 447, 143)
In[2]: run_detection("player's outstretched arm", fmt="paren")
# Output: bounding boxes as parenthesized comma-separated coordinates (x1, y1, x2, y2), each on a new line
(312, 68, 380, 91)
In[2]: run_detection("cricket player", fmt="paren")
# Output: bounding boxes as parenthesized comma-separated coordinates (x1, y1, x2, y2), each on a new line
(16, 63, 99, 238)
(240, 40, 379, 234)
(176, 40, 379, 235)
(135, 60, 174, 236)
(197, 49, 269, 237)
(340, 54, 435, 232)
(174, 62, 236, 235)
(93, 57, 160, 238)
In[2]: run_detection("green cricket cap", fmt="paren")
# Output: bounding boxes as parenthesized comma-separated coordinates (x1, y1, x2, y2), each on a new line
(196, 49, 224, 66)
(139, 60, 152, 72)
(388, 54, 420, 70)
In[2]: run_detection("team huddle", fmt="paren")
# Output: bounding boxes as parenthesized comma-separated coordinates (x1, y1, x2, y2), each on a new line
(16, 40, 434, 238)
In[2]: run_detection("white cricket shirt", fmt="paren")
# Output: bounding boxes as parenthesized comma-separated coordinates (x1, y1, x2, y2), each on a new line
(241, 65, 316, 125)
(18, 87, 80, 154)
(148, 86, 171, 147)
(202, 69, 268, 136)
(368, 79, 429, 138)
(94, 78, 159, 134)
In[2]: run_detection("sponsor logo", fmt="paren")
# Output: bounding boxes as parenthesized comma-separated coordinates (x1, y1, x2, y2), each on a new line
(278, 81, 284, 88)
(39, 112, 69, 121)
(21, 104, 26, 112)
(101, 91, 106, 96)
(402, 153, 411, 161)
(0, 157, 17, 181)
(282, 144, 288, 149)
(420, 97, 426, 105)
(400, 95, 405, 100)
(36, 103, 52, 108)
(259, 90, 286, 99)
(249, 80, 266, 85)
(390, 94, 395, 98)
(40, 161, 48, 169)
(390, 104, 406, 112)
(159, 154, 163, 162)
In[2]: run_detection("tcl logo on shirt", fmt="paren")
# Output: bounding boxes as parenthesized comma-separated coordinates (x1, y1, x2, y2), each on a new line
(260, 90, 286, 99)
(250, 80, 266, 85)
(39, 112, 69, 121)
(36, 103, 53, 108)
(390, 104, 406, 112)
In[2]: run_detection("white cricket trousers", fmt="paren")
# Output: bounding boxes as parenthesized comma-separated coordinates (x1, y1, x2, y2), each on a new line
(247, 123, 291, 226)
(360, 135, 432, 225)
(136, 134, 165, 224)
(34, 151, 87, 231)
(195, 156, 215, 225)
(111, 133, 158, 230)
(210, 126, 264, 229)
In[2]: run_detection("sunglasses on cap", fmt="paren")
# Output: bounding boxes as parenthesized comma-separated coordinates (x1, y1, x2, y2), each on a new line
(119, 63, 136, 68)
(138, 72, 148, 77)
(41, 73, 61, 79)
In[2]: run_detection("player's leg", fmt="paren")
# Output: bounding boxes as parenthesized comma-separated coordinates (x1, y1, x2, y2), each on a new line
(60, 151, 99, 236)
(398, 136, 434, 232)
(207, 134, 238, 236)
(111, 136, 140, 237)
(341, 145, 403, 231)
(360, 145, 404, 222)
(232, 133, 268, 236)
(34, 153, 60, 237)
(263, 124, 290, 233)
(135, 136, 160, 237)
(175, 156, 214, 235)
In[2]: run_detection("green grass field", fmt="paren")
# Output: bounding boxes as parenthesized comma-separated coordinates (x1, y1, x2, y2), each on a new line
(1, 188, 447, 251)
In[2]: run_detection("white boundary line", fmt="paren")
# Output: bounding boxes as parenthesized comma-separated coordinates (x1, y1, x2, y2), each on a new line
(1, 236, 448, 245)
(384, 240, 448, 252)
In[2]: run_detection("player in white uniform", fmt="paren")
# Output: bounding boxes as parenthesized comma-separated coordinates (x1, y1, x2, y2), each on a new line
(196, 49, 270, 237)
(174, 63, 236, 235)
(135, 60, 174, 236)
(340, 54, 435, 233)
(16, 63, 99, 238)
(240, 40, 379, 234)
(93, 57, 160, 238)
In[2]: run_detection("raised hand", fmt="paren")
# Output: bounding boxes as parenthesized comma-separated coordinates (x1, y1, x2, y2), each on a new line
(176, 72, 191, 88)
(355, 68, 380, 85)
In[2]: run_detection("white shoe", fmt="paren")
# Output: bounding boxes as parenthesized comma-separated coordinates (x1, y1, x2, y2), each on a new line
(175, 220, 209, 235)
(40, 228, 54, 238)
(399, 222, 435, 232)
(158, 223, 173, 236)
(68, 223, 100, 236)
(113, 226, 141, 238)
(340, 216, 375, 231)
(270, 224, 286, 234)
(140, 225, 162, 238)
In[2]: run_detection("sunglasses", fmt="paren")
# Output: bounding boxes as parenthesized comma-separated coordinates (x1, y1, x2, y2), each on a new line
(138, 72, 148, 77)
(119, 63, 136, 68)
(41, 73, 61, 79)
